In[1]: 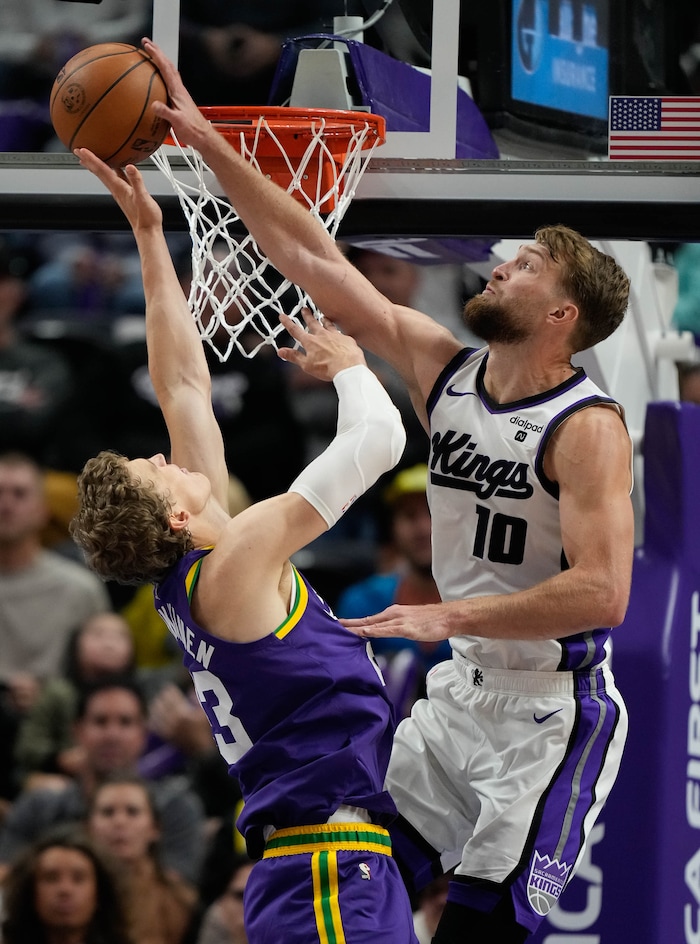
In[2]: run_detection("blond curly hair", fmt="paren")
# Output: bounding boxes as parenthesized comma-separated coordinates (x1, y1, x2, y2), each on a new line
(69, 451, 193, 586)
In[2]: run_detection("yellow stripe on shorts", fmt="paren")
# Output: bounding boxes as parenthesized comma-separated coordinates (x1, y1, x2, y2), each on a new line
(312, 850, 346, 944)
(262, 823, 391, 944)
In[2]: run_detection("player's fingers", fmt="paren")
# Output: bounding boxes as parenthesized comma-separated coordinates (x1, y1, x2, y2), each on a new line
(277, 346, 304, 367)
(143, 39, 186, 100)
(142, 38, 169, 74)
(340, 616, 380, 634)
(300, 308, 323, 331)
(123, 164, 147, 192)
(75, 149, 127, 192)
(279, 312, 306, 341)
(74, 147, 108, 175)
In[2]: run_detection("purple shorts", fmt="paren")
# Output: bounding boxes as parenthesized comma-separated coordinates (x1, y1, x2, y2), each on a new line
(244, 822, 419, 944)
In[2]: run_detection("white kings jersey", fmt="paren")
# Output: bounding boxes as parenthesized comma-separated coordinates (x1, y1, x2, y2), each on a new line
(426, 347, 631, 673)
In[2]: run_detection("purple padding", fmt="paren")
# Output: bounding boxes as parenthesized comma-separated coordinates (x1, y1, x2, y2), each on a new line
(345, 39, 499, 160)
(531, 401, 700, 944)
(0, 101, 51, 151)
(269, 36, 499, 160)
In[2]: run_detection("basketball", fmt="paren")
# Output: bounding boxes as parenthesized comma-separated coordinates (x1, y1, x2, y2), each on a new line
(50, 43, 170, 168)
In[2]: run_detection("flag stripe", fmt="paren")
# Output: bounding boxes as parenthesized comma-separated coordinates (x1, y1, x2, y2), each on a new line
(609, 95, 700, 161)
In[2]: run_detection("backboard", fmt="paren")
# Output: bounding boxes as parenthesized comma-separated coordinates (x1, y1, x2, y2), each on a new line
(0, 0, 697, 241)
(0, 2, 697, 427)
(1, 1, 696, 412)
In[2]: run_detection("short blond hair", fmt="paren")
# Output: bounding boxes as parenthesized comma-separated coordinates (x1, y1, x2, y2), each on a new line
(535, 224, 630, 352)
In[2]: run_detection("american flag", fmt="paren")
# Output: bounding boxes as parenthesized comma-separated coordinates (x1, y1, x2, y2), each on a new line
(608, 96, 700, 160)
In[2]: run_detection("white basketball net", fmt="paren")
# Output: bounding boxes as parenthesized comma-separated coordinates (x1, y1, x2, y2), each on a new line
(150, 113, 382, 361)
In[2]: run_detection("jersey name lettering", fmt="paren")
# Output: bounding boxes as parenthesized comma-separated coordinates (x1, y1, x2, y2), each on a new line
(431, 429, 533, 500)
(157, 603, 215, 668)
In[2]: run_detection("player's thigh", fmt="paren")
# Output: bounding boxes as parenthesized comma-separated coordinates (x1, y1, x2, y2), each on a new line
(387, 659, 481, 857)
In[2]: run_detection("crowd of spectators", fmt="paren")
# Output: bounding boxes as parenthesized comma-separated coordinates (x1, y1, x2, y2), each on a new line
(0, 218, 468, 939)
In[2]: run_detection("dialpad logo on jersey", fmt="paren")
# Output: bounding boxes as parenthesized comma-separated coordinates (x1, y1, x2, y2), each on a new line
(510, 416, 544, 435)
(527, 851, 571, 916)
(431, 429, 533, 500)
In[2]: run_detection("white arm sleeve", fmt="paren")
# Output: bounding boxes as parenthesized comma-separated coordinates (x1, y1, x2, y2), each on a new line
(288, 364, 406, 527)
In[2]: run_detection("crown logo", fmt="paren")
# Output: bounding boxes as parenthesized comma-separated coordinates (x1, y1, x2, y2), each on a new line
(527, 851, 572, 916)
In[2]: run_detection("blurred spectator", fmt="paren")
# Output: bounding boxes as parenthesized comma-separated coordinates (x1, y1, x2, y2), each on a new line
(335, 464, 451, 719)
(0, 452, 111, 686)
(177, 1, 366, 107)
(412, 872, 451, 944)
(0, 253, 74, 464)
(0, 451, 111, 806)
(0, 825, 132, 944)
(206, 343, 307, 502)
(27, 238, 145, 322)
(119, 580, 189, 672)
(676, 2, 700, 93)
(196, 807, 248, 912)
(146, 680, 242, 826)
(15, 608, 233, 831)
(0, 678, 206, 886)
(13, 612, 137, 784)
(671, 243, 700, 404)
(677, 362, 700, 404)
(344, 245, 485, 342)
(195, 855, 254, 944)
(39, 468, 89, 558)
(87, 774, 198, 944)
(672, 243, 700, 339)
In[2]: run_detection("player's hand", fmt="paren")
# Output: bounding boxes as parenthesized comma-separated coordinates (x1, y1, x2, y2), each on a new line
(341, 603, 454, 643)
(142, 37, 213, 149)
(74, 149, 162, 231)
(278, 309, 366, 382)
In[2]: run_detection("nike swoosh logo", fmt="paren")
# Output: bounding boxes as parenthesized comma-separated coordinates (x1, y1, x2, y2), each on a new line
(533, 709, 563, 724)
(445, 384, 476, 397)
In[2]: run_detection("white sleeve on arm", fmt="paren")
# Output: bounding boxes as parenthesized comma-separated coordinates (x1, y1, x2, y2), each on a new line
(288, 364, 406, 527)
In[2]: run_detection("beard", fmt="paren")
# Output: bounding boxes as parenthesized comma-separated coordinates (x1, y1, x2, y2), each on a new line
(462, 293, 529, 344)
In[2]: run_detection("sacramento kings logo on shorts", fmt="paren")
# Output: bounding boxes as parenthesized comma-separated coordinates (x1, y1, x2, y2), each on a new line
(527, 851, 571, 915)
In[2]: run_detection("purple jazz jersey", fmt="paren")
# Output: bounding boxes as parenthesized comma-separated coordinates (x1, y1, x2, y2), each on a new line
(154, 551, 398, 855)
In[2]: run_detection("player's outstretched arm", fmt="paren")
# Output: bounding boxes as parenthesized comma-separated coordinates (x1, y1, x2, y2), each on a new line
(218, 311, 406, 564)
(74, 150, 229, 507)
(141, 38, 461, 405)
(199, 312, 407, 640)
(280, 310, 406, 543)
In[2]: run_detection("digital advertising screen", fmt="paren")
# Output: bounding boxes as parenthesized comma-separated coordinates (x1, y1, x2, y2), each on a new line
(511, 0, 609, 122)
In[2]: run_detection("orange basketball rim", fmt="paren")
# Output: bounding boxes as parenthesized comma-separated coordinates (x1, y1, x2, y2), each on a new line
(165, 106, 386, 213)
